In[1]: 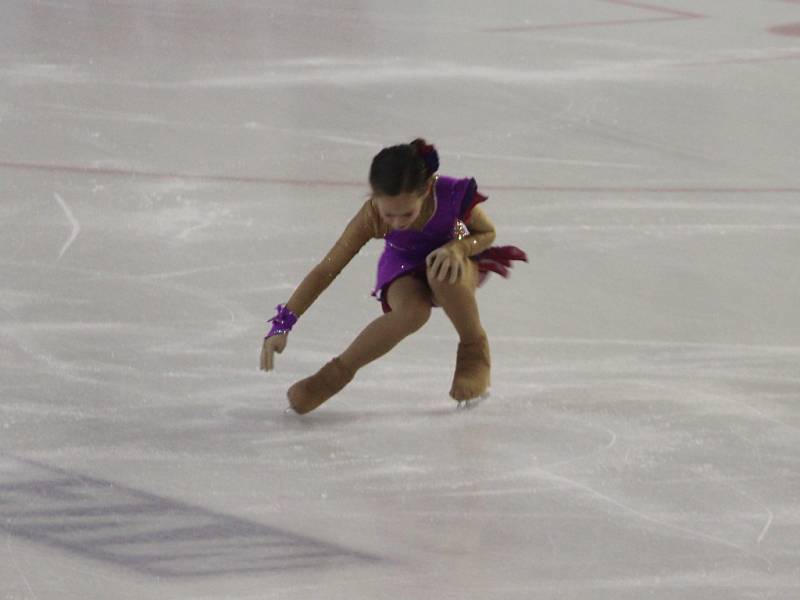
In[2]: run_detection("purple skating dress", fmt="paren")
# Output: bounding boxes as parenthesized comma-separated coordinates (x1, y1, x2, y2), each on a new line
(372, 175, 527, 313)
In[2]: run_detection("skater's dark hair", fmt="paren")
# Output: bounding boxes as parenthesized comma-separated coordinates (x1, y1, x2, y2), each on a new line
(369, 139, 439, 197)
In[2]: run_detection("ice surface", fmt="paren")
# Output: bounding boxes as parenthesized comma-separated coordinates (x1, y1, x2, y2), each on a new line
(1, 1, 799, 598)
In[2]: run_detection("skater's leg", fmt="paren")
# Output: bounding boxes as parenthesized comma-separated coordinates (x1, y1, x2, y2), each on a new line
(427, 259, 485, 343)
(427, 260, 490, 401)
(289, 275, 431, 414)
(339, 275, 432, 371)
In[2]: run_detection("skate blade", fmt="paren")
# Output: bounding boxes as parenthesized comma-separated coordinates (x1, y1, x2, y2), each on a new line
(456, 391, 490, 410)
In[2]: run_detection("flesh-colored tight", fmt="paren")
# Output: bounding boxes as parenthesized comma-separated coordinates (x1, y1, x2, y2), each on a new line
(339, 259, 486, 372)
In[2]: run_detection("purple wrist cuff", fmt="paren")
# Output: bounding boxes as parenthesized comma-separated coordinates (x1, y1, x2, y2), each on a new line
(266, 304, 298, 338)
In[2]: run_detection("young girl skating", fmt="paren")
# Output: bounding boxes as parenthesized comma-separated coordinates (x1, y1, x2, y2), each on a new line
(260, 139, 527, 414)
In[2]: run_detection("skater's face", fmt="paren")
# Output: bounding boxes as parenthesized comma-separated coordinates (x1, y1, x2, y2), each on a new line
(373, 179, 433, 231)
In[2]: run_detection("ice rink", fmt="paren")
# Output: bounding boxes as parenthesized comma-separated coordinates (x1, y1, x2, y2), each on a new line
(2, 1, 800, 598)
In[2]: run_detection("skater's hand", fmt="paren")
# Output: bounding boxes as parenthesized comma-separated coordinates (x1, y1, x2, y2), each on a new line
(426, 245, 466, 284)
(260, 333, 288, 372)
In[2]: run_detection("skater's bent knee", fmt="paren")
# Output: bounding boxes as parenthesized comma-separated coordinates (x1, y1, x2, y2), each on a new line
(426, 269, 471, 295)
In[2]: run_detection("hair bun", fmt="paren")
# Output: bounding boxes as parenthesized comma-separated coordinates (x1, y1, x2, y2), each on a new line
(411, 138, 439, 177)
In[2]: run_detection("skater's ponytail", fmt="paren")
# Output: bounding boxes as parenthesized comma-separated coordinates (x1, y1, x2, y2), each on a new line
(369, 138, 439, 197)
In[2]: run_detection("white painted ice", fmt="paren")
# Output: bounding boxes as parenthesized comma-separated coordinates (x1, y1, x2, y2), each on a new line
(1, 1, 799, 598)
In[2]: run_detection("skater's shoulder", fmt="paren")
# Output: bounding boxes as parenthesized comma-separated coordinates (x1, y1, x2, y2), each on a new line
(434, 174, 464, 188)
(360, 197, 389, 239)
(435, 174, 481, 195)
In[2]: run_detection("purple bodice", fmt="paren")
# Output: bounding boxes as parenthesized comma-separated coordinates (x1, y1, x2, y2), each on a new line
(373, 175, 481, 302)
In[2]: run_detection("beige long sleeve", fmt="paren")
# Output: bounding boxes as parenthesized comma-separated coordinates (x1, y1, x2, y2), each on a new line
(284, 200, 384, 317)
(449, 205, 497, 258)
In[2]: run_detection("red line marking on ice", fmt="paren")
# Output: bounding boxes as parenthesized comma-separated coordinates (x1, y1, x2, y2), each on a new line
(483, 17, 684, 33)
(3, 160, 799, 194)
(603, 0, 704, 19)
(486, 185, 800, 194)
(0, 160, 362, 188)
(769, 22, 800, 36)
(481, 0, 705, 33)
(670, 51, 800, 66)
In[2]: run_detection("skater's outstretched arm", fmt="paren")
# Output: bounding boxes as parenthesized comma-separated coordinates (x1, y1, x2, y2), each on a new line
(260, 200, 380, 372)
(286, 200, 380, 317)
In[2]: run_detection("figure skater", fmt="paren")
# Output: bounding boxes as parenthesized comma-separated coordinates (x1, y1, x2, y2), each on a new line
(260, 139, 527, 414)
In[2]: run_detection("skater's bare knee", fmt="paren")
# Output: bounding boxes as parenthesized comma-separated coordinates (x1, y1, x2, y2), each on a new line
(426, 259, 477, 302)
(386, 275, 432, 332)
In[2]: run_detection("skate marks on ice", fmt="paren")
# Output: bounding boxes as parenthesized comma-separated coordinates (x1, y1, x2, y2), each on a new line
(52, 192, 80, 261)
(0, 456, 378, 577)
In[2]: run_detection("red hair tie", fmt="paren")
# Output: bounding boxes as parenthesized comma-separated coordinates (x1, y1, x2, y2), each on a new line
(414, 141, 439, 175)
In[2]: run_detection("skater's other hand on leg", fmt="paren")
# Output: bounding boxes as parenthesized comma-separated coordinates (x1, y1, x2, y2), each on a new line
(426, 246, 464, 284)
